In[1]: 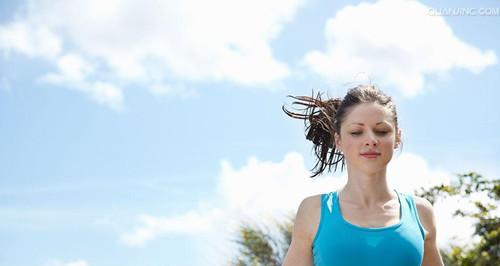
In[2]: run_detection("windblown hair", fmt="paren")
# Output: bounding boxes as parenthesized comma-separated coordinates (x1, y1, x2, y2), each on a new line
(282, 84, 399, 178)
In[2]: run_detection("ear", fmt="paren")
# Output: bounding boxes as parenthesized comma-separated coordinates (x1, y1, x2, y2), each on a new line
(334, 132, 343, 153)
(394, 128, 402, 149)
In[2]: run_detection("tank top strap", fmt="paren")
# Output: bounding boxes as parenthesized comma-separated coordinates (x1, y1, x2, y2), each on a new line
(318, 192, 341, 221)
(330, 191, 341, 218)
(394, 189, 407, 223)
(320, 191, 344, 224)
(401, 192, 426, 240)
(322, 191, 340, 215)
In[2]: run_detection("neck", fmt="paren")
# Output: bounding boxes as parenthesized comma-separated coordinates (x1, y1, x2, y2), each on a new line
(340, 167, 395, 208)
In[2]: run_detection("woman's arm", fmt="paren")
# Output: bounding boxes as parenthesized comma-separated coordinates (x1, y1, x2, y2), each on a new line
(415, 196, 444, 266)
(282, 196, 318, 266)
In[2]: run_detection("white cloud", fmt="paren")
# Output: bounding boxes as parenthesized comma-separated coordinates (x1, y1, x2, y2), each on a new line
(0, 0, 304, 109)
(88, 81, 124, 111)
(120, 152, 326, 247)
(387, 152, 452, 194)
(52, 54, 93, 82)
(121, 150, 484, 264)
(120, 209, 224, 246)
(302, 0, 497, 97)
(0, 21, 61, 59)
(40, 53, 124, 111)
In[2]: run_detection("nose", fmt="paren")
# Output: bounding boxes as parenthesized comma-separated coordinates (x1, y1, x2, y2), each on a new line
(364, 131, 378, 146)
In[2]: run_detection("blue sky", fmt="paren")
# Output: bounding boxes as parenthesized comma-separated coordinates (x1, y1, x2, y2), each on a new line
(1, 0, 499, 265)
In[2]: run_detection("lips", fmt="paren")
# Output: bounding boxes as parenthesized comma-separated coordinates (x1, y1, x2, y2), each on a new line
(360, 152, 380, 158)
(360, 152, 381, 155)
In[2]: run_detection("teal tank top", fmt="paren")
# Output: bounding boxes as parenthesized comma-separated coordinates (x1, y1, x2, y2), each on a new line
(312, 190, 425, 266)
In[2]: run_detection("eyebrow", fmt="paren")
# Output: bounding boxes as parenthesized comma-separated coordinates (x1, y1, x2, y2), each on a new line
(349, 122, 390, 126)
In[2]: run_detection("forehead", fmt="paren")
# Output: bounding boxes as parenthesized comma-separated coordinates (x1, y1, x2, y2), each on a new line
(343, 103, 394, 126)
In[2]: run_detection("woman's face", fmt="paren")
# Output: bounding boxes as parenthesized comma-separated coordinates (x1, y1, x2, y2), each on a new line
(334, 102, 401, 174)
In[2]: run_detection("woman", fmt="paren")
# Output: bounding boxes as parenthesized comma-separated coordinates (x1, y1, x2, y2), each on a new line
(281, 85, 444, 266)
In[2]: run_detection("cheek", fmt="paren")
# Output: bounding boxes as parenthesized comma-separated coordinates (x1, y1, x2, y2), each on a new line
(381, 138, 395, 145)
(379, 133, 396, 143)
(340, 141, 356, 151)
(380, 141, 395, 152)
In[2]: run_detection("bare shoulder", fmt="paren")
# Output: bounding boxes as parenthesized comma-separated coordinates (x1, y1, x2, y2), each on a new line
(283, 194, 321, 265)
(412, 196, 445, 265)
(412, 196, 436, 240)
(294, 194, 322, 243)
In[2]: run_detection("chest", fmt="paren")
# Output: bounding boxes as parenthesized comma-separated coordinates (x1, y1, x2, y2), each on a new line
(338, 200, 400, 228)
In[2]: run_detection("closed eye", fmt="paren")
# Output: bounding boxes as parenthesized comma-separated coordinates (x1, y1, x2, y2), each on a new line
(350, 131, 389, 136)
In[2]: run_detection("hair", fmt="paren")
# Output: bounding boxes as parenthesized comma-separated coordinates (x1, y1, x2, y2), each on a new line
(282, 84, 400, 178)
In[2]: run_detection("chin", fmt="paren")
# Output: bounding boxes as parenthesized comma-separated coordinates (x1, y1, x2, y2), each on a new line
(362, 167, 386, 175)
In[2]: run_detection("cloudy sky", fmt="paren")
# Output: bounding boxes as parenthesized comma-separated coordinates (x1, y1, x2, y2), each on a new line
(1, 0, 499, 265)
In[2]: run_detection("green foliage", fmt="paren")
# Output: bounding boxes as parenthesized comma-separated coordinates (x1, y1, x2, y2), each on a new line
(229, 213, 294, 266)
(230, 172, 499, 266)
(414, 172, 499, 266)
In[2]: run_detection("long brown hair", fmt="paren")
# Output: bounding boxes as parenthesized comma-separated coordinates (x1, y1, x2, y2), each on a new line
(282, 85, 399, 178)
